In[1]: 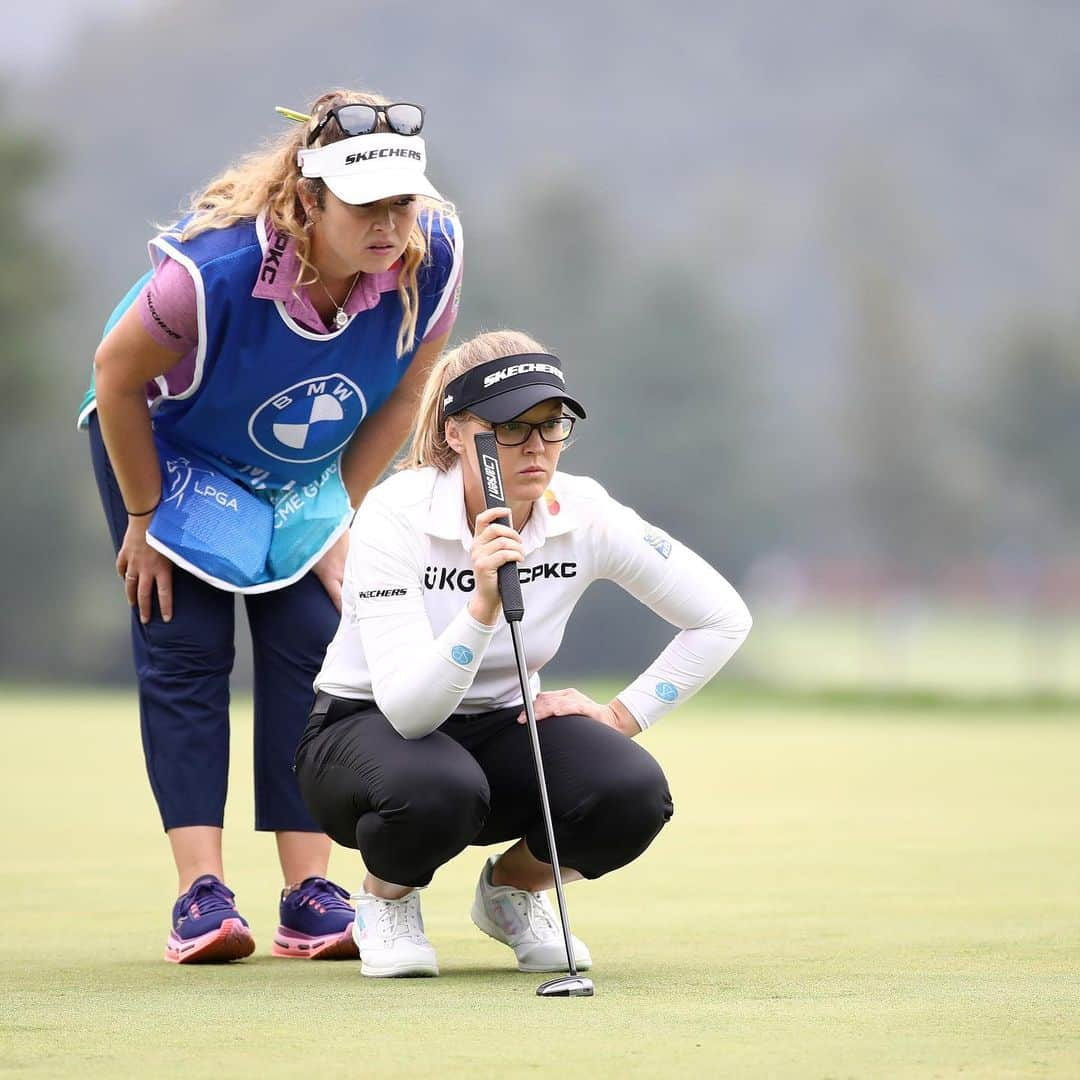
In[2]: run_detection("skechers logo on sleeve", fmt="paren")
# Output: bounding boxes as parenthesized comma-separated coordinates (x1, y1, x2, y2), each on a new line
(643, 529, 672, 559)
(145, 291, 182, 340)
(356, 588, 408, 599)
(424, 563, 577, 591)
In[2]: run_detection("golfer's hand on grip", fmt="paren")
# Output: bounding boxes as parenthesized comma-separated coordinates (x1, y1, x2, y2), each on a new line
(468, 506, 524, 626)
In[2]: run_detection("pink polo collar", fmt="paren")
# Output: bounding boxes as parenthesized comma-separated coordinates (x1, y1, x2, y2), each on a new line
(252, 216, 401, 330)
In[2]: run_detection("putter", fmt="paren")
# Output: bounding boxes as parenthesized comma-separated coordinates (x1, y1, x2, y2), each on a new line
(474, 432, 595, 999)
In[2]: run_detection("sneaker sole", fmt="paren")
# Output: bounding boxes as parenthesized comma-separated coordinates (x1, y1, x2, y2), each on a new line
(470, 903, 592, 973)
(165, 918, 255, 964)
(271, 926, 359, 960)
(359, 959, 439, 978)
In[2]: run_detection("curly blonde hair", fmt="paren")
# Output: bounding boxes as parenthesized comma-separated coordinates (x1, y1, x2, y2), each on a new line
(173, 88, 452, 356)
(401, 329, 551, 472)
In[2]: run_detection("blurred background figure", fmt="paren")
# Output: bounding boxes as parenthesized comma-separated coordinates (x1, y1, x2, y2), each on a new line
(5, 0, 1079, 697)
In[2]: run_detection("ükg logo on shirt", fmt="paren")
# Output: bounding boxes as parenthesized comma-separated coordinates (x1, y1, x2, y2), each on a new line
(424, 563, 577, 591)
(248, 374, 367, 464)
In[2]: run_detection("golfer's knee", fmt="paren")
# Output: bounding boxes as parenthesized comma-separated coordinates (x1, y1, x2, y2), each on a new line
(386, 765, 491, 838)
(358, 770, 490, 885)
(588, 758, 673, 841)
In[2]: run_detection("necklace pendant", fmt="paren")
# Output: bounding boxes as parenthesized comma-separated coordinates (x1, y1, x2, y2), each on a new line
(333, 308, 349, 330)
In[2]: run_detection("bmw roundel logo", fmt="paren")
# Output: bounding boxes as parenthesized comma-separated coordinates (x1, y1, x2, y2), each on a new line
(248, 374, 367, 464)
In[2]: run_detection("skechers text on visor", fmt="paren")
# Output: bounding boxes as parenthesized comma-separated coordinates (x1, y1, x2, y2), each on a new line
(298, 132, 441, 205)
(442, 354, 587, 423)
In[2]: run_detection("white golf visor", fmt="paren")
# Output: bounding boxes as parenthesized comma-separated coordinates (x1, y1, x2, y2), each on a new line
(297, 132, 442, 205)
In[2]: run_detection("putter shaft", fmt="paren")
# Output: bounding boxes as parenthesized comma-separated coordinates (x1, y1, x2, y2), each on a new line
(509, 620, 579, 978)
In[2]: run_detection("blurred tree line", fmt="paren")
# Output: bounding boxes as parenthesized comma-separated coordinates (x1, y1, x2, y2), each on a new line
(0, 100, 88, 675)
(2, 108, 1074, 682)
(977, 320, 1080, 565)
(1, 0, 1077, 682)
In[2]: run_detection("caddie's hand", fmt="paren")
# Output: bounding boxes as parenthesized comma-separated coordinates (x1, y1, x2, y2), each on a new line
(313, 530, 350, 612)
(117, 516, 174, 624)
(468, 506, 524, 623)
(518, 688, 641, 737)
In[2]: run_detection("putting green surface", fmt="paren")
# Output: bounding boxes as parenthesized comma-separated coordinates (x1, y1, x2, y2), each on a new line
(2, 688, 1077, 1078)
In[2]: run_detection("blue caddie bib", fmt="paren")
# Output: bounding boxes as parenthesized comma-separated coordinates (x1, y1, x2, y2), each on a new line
(80, 209, 461, 592)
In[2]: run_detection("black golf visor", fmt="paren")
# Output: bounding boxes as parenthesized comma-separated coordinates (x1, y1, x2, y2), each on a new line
(442, 353, 587, 423)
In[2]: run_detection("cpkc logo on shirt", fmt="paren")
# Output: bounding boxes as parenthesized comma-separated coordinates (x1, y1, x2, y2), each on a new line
(248, 374, 367, 464)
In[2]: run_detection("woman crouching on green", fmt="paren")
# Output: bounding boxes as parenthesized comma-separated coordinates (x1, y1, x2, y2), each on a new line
(295, 329, 752, 977)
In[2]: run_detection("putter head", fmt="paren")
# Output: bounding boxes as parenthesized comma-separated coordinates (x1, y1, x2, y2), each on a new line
(536, 975, 595, 998)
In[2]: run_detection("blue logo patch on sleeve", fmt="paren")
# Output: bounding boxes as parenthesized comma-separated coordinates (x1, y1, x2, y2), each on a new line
(655, 681, 679, 703)
(643, 529, 672, 559)
(451, 645, 474, 665)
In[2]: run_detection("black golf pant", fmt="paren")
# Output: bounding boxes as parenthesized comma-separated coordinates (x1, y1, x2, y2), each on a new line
(295, 695, 674, 887)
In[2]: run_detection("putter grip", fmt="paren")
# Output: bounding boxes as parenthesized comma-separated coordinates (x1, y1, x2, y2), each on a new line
(473, 432, 525, 622)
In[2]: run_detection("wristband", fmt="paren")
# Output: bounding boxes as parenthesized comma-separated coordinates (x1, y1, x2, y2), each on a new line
(126, 496, 161, 518)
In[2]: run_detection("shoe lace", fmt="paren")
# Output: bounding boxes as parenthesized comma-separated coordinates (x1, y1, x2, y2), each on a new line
(379, 902, 408, 938)
(184, 878, 235, 916)
(511, 890, 559, 936)
(296, 877, 352, 914)
(352, 892, 425, 943)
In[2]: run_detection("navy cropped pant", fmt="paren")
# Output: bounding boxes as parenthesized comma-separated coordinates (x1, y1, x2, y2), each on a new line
(89, 414, 339, 832)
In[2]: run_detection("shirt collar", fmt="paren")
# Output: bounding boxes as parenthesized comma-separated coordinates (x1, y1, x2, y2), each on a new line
(251, 210, 400, 308)
(426, 462, 579, 553)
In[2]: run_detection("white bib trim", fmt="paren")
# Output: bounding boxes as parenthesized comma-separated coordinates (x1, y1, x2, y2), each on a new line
(255, 211, 354, 342)
(422, 213, 463, 340)
(147, 234, 208, 404)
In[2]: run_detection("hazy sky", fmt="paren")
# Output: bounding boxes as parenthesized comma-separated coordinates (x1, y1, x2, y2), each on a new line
(6, 0, 150, 73)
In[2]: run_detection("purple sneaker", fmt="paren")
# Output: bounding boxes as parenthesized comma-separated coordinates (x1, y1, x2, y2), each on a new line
(272, 876, 359, 960)
(165, 875, 255, 964)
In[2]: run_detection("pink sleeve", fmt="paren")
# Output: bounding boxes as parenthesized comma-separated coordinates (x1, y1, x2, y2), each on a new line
(422, 259, 463, 343)
(138, 255, 199, 353)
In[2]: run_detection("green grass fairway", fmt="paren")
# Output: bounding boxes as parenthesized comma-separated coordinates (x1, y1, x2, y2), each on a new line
(733, 604, 1080, 696)
(2, 689, 1078, 1078)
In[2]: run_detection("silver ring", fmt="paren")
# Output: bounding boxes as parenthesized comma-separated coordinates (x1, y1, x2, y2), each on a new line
(125, 574, 138, 582)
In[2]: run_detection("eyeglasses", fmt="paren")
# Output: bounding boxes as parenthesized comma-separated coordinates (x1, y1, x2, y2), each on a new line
(306, 103, 424, 146)
(480, 416, 576, 447)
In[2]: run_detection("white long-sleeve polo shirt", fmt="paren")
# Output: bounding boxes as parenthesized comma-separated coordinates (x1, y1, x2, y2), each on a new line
(314, 463, 752, 739)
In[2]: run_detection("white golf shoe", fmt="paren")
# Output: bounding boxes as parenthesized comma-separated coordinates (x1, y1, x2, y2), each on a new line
(351, 890, 438, 977)
(470, 856, 592, 973)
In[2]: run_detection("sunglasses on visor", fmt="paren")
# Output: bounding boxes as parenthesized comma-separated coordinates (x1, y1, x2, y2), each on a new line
(292, 103, 425, 146)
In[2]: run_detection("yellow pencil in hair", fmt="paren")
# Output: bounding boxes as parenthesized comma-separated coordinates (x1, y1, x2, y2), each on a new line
(274, 106, 311, 123)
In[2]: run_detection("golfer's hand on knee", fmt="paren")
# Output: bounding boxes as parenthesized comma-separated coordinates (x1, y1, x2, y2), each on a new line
(520, 688, 641, 738)
(468, 506, 524, 626)
(117, 517, 174, 624)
